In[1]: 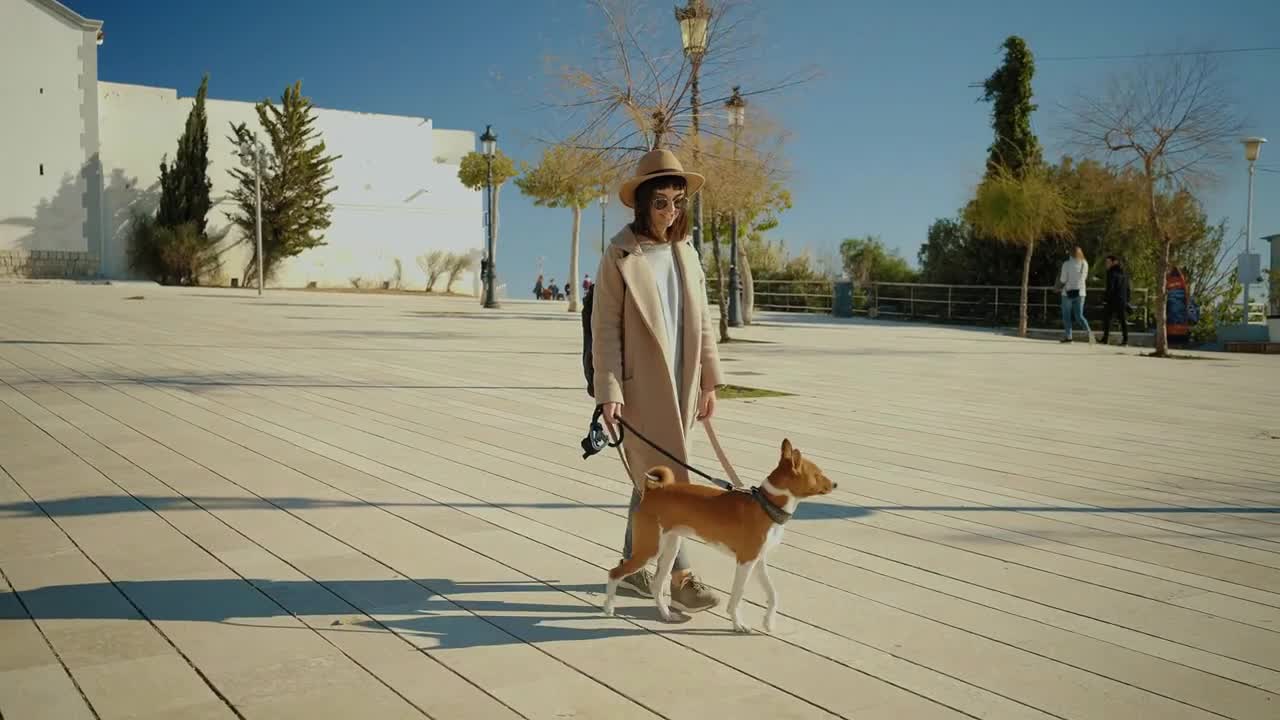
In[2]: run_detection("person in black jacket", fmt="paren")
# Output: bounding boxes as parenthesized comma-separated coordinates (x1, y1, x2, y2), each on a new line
(1101, 255, 1131, 346)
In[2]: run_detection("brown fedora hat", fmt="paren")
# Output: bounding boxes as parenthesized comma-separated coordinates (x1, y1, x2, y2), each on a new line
(618, 149, 705, 209)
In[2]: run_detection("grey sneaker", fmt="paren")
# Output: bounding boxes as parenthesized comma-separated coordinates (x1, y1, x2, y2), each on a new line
(619, 568, 655, 597)
(669, 575, 719, 613)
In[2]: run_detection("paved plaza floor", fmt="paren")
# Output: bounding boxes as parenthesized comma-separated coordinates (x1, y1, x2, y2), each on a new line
(1, 282, 1278, 719)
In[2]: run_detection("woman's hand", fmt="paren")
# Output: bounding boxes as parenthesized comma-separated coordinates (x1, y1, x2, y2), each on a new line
(601, 402, 623, 440)
(696, 389, 717, 421)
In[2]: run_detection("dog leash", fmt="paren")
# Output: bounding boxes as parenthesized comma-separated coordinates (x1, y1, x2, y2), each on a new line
(611, 416, 742, 493)
(609, 418, 790, 523)
(600, 416, 793, 524)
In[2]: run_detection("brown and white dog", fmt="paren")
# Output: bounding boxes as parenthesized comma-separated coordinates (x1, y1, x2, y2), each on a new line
(603, 439, 836, 633)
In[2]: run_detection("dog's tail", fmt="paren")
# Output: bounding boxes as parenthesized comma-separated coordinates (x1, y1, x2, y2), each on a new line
(643, 466, 675, 490)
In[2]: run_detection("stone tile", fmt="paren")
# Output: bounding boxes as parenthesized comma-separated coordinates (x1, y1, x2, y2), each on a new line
(132, 700, 239, 720)
(0, 664, 96, 720)
(71, 654, 226, 719)
(236, 681, 425, 720)
(3, 285, 1279, 720)
(212, 651, 408, 711)
(0, 617, 60, 673)
(42, 618, 175, 669)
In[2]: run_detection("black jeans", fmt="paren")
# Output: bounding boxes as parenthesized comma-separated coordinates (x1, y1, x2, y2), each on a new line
(1101, 303, 1128, 343)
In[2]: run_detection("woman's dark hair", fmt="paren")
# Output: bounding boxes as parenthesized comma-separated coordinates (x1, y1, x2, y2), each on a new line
(630, 176, 689, 243)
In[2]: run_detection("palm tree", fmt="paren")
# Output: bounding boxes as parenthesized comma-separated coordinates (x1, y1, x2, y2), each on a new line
(966, 164, 1072, 337)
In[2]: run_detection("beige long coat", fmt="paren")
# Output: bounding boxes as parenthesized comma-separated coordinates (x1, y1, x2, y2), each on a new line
(591, 226, 723, 485)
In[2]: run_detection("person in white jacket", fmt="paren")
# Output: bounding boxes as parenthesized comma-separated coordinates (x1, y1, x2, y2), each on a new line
(1058, 246, 1094, 344)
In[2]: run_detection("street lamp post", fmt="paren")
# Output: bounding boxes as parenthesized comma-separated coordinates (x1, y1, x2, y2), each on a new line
(726, 86, 746, 327)
(1242, 137, 1267, 323)
(237, 135, 267, 296)
(481, 125, 499, 309)
(676, 0, 711, 257)
(599, 191, 608, 255)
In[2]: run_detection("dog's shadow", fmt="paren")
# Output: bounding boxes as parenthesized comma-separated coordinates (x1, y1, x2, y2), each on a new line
(2, 577, 752, 652)
(793, 500, 872, 520)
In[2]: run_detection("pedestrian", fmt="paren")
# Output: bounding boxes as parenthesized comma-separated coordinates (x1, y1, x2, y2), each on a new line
(592, 148, 722, 613)
(533, 274, 544, 300)
(1058, 246, 1094, 345)
(1100, 255, 1130, 346)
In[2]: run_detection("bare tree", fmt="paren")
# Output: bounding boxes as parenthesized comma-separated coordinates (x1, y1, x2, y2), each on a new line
(417, 250, 448, 292)
(1064, 53, 1241, 356)
(444, 252, 475, 294)
(679, 109, 790, 338)
(543, 0, 816, 161)
(537, 0, 810, 341)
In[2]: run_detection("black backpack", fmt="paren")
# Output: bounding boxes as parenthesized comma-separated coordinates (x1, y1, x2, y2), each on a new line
(581, 284, 595, 398)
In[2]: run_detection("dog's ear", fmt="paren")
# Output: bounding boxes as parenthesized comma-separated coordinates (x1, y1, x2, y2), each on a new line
(781, 439, 803, 472)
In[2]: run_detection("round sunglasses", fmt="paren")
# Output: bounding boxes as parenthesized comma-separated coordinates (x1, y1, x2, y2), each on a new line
(651, 195, 688, 212)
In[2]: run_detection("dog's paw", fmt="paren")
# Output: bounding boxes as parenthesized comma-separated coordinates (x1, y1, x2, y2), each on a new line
(603, 603, 615, 617)
(732, 616, 752, 634)
(763, 611, 778, 634)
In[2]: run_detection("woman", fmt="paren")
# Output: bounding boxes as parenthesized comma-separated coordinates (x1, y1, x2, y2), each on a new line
(1058, 245, 1094, 344)
(591, 149, 722, 613)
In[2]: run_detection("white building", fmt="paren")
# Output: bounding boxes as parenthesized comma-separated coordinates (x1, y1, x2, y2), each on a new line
(1, 0, 484, 289)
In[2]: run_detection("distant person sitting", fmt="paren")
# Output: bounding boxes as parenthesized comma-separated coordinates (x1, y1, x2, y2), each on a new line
(548, 281, 561, 300)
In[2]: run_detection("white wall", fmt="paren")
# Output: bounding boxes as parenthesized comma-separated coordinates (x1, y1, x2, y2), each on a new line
(97, 83, 182, 277)
(98, 82, 483, 289)
(0, 0, 101, 255)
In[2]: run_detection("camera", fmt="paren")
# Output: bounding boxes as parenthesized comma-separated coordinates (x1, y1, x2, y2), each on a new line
(581, 406, 622, 459)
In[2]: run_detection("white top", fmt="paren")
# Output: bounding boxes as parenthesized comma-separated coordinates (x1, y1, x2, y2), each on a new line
(641, 242, 684, 393)
(1059, 258, 1089, 296)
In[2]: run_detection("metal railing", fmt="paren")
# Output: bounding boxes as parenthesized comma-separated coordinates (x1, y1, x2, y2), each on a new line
(708, 277, 1151, 330)
(869, 283, 1151, 330)
(707, 277, 836, 314)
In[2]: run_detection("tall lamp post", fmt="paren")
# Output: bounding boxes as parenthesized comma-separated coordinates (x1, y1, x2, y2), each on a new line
(676, 0, 711, 257)
(599, 190, 608, 255)
(237, 134, 268, 296)
(1241, 137, 1267, 323)
(481, 125, 499, 309)
(725, 86, 746, 327)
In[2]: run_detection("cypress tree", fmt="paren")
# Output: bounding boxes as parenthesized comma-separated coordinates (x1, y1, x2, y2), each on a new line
(158, 74, 213, 235)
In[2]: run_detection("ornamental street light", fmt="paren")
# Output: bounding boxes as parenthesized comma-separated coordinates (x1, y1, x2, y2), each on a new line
(726, 85, 747, 327)
(481, 124, 500, 309)
(237, 135, 269, 296)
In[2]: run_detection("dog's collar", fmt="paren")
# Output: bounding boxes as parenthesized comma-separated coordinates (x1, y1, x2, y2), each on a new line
(750, 486, 792, 525)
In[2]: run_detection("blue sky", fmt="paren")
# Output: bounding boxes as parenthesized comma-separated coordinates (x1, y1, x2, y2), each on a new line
(69, 0, 1280, 290)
